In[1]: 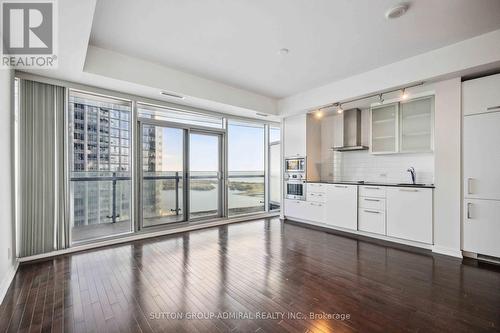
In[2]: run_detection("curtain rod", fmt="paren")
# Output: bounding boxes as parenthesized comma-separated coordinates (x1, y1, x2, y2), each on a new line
(316, 82, 425, 112)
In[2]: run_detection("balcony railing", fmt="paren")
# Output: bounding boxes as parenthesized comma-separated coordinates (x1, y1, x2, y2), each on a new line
(70, 171, 266, 225)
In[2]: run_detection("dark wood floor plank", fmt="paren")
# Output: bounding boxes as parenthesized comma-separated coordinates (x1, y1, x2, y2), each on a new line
(2, 217, 500, 333)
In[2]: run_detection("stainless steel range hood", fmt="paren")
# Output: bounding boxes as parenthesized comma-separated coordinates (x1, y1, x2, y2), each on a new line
(331, 108, 368, 152)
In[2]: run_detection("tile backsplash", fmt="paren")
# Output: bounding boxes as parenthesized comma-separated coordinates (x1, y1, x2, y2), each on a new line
(328, 150, 434, 184)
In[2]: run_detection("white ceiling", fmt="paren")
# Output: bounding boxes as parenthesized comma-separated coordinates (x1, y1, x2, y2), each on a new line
(89, 0, 500, 98)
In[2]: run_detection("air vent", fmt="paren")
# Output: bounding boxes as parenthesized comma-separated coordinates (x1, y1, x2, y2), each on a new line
(477, 254, 500, 265)
(385, 3, 409, 19)
(160, 91, 184, 99)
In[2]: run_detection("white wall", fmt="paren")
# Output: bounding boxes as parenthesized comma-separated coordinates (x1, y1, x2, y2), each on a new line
(433, 78, 462, 257)
(0, 69, 16, 301)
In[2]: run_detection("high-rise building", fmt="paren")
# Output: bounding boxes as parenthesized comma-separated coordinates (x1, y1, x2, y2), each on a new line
(70, 95, 131, 227)
(141, 124, 164, 219)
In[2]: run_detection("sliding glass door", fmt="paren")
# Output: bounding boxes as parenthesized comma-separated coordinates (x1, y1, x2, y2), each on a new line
(141, 123, 186, 227)
(139, 119, 224, 227)
(189, 132, 223, 220)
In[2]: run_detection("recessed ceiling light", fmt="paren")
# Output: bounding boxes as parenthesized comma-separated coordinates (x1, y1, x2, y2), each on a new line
(385, 3, 410, 19)
(160, 91, 184, 99)
(278, 48, 290, 55)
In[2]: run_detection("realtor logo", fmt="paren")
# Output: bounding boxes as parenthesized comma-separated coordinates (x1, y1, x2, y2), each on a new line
(1, 0, 57, 68)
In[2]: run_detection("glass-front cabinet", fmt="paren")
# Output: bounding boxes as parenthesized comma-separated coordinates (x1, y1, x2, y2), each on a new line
(400, 96, 434, 152)
(370, 96, 434, 154)
(371, 103, 398, 154)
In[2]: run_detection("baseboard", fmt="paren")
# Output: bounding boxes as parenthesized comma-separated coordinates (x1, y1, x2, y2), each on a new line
(432, 245, 463, 258)
(0, 261, 19, 305)
(19, 212, 280, 263)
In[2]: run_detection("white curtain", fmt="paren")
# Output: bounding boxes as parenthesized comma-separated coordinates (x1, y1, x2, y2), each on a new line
(19, 79, 68, 257)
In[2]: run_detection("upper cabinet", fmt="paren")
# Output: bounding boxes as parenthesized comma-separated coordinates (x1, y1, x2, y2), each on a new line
(283, 114, 322, 181)
(400, 97, 434, 153)
(462, 73, 500, 116)
(284, 114, 307, 157)
(371, 103, 398, 154)
(370, 96, 434, 154)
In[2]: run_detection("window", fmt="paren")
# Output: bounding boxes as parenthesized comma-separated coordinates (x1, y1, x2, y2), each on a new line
(227, 120, 265, 215)
(270, 127, 280, 143)
(137, 103, 224, 128)
(269, 126, 281, 210)
(69, 91, 133, 244)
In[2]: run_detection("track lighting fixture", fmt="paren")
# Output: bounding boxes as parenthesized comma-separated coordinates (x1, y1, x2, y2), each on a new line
(337, 104, 344, 114)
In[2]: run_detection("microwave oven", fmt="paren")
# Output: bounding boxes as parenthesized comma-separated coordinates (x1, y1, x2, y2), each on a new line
(285, 157, 306, 173)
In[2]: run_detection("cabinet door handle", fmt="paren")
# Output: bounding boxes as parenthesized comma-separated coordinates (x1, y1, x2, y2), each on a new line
(486, 105, 500, 112)
(364, 198, 380, 202)
(364, 210, 380, 214)
(364, 186, 380, 190)
(467, 203, 472, 219)
(399, 189, 418, 192)
(335, 185, 348, 188)
(467, 178, 473, 195)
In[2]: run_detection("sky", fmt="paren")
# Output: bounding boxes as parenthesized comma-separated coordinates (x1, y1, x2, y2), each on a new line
(158, 123, 267, 172)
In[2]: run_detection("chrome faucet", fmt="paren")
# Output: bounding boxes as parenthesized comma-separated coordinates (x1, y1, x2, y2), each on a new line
(407, 167, 416, 184)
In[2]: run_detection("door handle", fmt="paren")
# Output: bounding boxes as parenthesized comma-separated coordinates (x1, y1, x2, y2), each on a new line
(364, 198, 380, 202)
(335, 185, 348, 188)
(399, 189, 418, 192)
(364, 210, 380, 214)
(486, 105, 500, 112)
(467, 178, 473, 195)
(467, 203, 472, 219)
(364, 186, 380, 190)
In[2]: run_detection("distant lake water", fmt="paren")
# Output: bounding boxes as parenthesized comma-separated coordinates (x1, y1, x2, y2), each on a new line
(156, 177, 264, 213)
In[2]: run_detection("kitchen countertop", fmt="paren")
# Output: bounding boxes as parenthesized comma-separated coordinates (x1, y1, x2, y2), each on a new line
(308, 180, 435, 189)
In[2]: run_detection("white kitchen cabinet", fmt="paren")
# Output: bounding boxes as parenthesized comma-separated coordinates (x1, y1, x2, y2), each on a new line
(371, 97, 434, 154)
(400, 96, 434, 153)
(371, 103, 398, 154)
(306, 201, 326, 224)
(358, 209, 386, 235)
(307, 182, 326, 193)
(284, 199, 325, 223)
(284, 114, 306, 157)
(359, 197, 386, 211)
(284, 199, 308, 220)
(386, 187, 433, 244)
(359, 185, 386, 198)
(462, 73, 500, 116)
(307, 191, 326, 203)
(325, 184, 358, 230)
(463, 199, 500, 258)
(463, 111, 500, 200)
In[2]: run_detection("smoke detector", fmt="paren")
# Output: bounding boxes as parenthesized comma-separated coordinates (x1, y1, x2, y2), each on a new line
(385, 3, 410, 19)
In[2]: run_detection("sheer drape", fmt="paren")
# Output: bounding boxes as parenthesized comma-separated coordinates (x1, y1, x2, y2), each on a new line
(19, 79, 68, 257)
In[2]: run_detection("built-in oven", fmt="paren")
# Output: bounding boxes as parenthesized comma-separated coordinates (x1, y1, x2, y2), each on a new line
(285, 173, 306, 200)
(285, 157, 306, 173)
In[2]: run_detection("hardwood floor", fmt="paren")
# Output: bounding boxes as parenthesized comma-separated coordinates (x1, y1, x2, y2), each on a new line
(1, 217, 500, 332)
